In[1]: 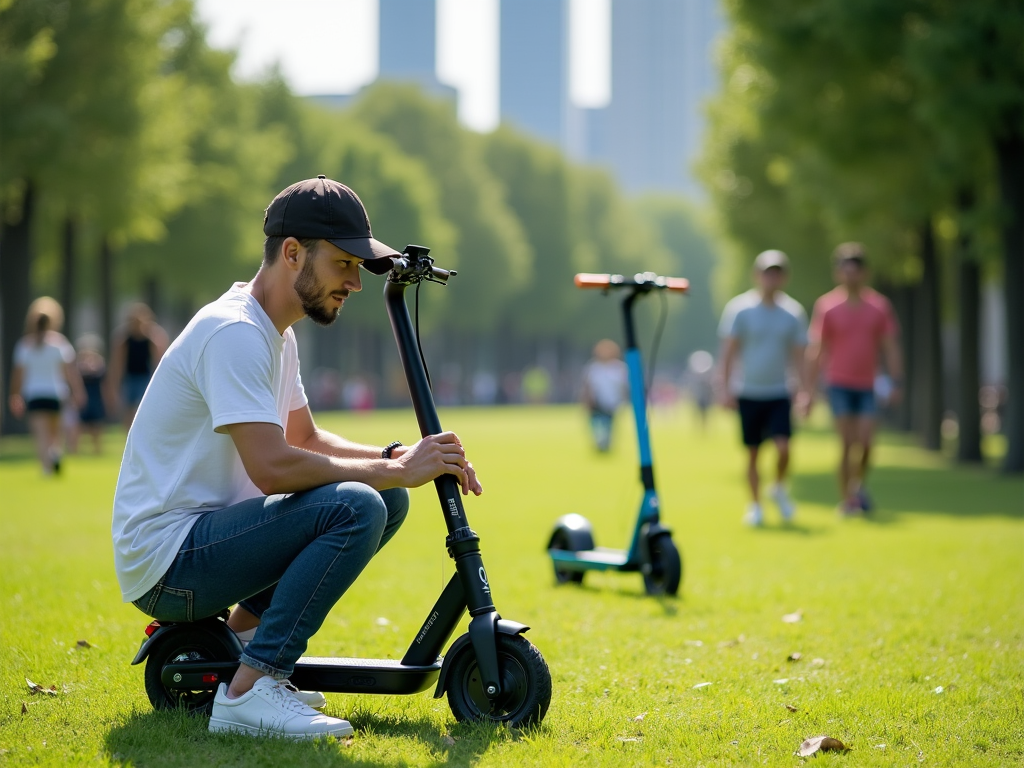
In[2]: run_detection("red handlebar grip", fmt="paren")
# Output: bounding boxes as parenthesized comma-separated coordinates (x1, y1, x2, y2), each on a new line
(575, 273, 611, 289)
(664, 277, 690, 293)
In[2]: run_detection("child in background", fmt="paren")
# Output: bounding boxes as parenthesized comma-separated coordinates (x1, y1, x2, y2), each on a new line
(75, 334, 108, 454)
(581, 339, 629, 452)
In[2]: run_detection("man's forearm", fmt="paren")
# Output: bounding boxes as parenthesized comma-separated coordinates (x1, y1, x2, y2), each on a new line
(256, 443, 402, 495)
(296, 428, 392, 460)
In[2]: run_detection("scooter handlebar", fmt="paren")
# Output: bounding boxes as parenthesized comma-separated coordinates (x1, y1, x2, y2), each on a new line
(574, 272, 689, 293)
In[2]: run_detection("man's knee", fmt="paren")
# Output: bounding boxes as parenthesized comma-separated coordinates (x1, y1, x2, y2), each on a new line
(379, 486, 410, 528)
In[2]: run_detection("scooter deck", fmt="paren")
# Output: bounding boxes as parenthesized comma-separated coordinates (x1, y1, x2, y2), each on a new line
(161, 656, 442, 697)
(549, 547, 638, 572)
(290, 656, 442, 695)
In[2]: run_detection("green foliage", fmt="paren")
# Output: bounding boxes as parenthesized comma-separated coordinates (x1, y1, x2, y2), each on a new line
(352, 84, 534, 332)
(1, 408, 1022, 766)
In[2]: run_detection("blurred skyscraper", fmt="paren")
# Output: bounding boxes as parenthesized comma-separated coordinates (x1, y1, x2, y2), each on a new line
(498, 0, 722, 196)
(378, 0, 453, 99)
(499, 0, 569, 148)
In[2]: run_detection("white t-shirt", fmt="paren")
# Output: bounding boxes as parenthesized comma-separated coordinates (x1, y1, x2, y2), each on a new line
(14, 332, 75, 401)
(112, 284, 307, 602)
(584, 359, 629, 413)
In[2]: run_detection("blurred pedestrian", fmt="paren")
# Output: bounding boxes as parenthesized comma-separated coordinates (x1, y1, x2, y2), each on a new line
(717, 251, 808, 526)
(800, 242, 903, 515)
(7, 297, 86, 474)
(107, 302, 168, 429)
(581, 339, 629, 452)
(684, 350, 715, 428)
(73, 334, 108, 455)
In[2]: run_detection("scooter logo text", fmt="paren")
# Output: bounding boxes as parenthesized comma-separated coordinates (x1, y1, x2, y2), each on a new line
(447, 498, 458, 516)
(415, 610, 439, 644)
(479, 567, 490, 594)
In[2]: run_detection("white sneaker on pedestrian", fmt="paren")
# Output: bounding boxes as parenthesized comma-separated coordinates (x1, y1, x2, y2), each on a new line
(744, 502, 764, 527)
(209, 676, 352, 739)
(280, 679, 327, 709)
(769, 483, 796, 522)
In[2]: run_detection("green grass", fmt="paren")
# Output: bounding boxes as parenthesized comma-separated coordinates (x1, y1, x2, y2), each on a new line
(1, 405, 1021, 767)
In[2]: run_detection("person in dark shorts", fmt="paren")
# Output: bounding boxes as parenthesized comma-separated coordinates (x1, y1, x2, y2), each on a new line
(717, 251, 808, 526)
(7, 297, 86, 474)
(108, 302, 168, 430)
(74, 334, 108, 454)
(802, 243, 903, 515)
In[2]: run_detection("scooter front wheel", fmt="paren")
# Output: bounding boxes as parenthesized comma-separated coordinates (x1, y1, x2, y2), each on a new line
(642, 533, 682, 596)
(446, 633, 552, 728)
(144, 625, 237, 716)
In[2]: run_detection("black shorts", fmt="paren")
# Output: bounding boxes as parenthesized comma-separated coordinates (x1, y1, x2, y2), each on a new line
(738, 397, 792, 447)
(25, 397, 62, 413)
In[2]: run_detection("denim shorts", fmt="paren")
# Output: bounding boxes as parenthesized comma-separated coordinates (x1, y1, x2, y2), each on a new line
(827, 386, 876, 417)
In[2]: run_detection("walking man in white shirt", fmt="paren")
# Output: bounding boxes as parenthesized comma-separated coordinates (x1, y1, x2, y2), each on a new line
(112, 176, 482, 739)
(717, 250, 808, 526)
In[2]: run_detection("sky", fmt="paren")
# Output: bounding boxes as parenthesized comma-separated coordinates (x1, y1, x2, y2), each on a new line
(195, 0, 610, 132)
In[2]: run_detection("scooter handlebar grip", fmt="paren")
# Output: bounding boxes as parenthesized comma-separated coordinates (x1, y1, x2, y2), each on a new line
(664, 277, 689, 293)
(575, 273, 612, 289)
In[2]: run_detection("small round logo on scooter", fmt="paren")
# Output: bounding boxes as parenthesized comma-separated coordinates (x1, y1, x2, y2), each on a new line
(479, 567, 490, 593)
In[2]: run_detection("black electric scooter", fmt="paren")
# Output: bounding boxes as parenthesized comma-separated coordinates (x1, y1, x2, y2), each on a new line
(547, 271, 688, 596)
(131, 245, 552, 728)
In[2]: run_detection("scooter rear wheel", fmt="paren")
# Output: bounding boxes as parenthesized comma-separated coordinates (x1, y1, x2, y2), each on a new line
(642, 534, 682, 596)
(549, 529, 585, 585)
(446, 633, 551, 728)
(144, 625, 237, 716)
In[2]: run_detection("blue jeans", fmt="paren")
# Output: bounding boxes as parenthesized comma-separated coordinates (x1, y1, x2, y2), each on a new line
(827, 385, 877, 418)
(132, 483, 409, 678)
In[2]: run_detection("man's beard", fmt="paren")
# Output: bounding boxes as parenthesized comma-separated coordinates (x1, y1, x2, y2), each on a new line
(294, 256, 344, 327)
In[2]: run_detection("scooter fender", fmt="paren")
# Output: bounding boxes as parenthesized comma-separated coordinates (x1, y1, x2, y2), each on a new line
(130, 617, 243, 666)
(432, 619, 530, 699)
(547, 513, 595, 551)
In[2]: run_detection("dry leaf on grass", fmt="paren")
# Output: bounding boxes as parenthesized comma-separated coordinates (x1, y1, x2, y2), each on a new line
(21, 702, 28, 714)
(796, 736, 851, 756)
(785, 704, 799, 712)
(692, 682, 713, 689)
(76, 640, 92, 649)
(618, 737, 641, 743)
(633, 712, 647, 722)
(788, 652, 802, 661)
(341, 736, 354, 747)
(25, 679, 58, 696)
(782, 611, 803, 623)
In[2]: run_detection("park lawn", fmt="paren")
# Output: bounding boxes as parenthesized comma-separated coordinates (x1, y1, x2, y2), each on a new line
(0, 404, 1021, 768)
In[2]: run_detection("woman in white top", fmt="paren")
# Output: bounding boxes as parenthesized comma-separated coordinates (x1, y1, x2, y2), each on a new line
(8, 297, 85, 474)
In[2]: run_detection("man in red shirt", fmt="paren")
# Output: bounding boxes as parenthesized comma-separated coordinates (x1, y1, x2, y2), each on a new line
(800, 243, 903, 515)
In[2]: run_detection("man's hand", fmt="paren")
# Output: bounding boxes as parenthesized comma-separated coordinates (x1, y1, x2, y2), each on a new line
(8, 393, 25, 419)
(718, 388, 738, 410)
(395, 432, 483, 496)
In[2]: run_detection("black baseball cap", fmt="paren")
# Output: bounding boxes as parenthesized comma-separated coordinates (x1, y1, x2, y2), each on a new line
(263, 175, 400, 275)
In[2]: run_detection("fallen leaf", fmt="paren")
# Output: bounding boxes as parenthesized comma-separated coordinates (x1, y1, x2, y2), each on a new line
(21, 702, 28, 715)
(730, 740, 739, 745)
(785, 704, 799, 712)
(796, 736, 851, 756)
(25, 679, 57, 696)
(76, 640, 92, 649)
(375, 617, 390, 626)
(341, 736, 354, 747)
(633, 712, 647, 722)
(774, 678, 790, 684)
(788, 652, 802, 662)
(874, 744, 887, 750)
(441, 735, 456, 746)
(618, 737, 641, 743)
(934, 686, 944, 694)
(782, 611, 803, 623)
(692, 682, 713, 689)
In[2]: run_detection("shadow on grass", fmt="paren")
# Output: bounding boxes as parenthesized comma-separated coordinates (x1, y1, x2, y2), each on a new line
(105, 706, 505, 767)
(791, 463, 1023, 521)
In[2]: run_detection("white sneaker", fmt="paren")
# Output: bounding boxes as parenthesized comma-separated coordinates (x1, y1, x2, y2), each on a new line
(770, 483, 796, 522)
(744, 502, 764, 527)
(280, 679, 327, 709)
(209, 676, 352, 740)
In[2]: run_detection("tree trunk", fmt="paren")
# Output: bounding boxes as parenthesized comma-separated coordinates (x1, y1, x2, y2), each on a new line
(915, 221, 943, 451)
(99, 235, 115, 353)
(996, 132, 1024, 472)
(956, 193, 983, 462)
(60, 216, 77, 342)
(0, 182, 36, 435)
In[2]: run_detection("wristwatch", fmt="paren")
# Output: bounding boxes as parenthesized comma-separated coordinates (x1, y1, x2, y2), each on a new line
(382, 441, 403, 459)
